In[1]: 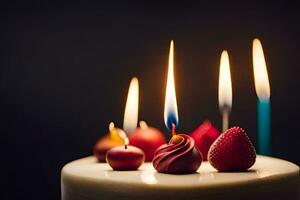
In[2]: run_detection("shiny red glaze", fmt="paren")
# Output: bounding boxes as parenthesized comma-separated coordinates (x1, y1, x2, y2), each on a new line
(106, 145, 145, 170)
(129, 127, 166, 161)
(190, 120, 220, 161)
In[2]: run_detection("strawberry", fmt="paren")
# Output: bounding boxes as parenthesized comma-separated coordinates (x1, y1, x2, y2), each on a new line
(208, 126, 256, 172)
(190, 121, 220, 161)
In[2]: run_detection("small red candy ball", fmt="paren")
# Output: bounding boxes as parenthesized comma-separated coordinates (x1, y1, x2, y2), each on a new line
(106, 145, 145, 170)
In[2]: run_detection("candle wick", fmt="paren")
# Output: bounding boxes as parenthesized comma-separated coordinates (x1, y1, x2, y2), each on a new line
(125, 144, 128, 149)
(222, 109, 230, 132)
(171, 123, 176, 136)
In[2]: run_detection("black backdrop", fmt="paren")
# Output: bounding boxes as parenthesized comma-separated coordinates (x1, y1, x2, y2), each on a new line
(1, 1, 300, 200)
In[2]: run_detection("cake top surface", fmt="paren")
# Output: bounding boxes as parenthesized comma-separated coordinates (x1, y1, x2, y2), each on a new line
(62, 155, 299, 189)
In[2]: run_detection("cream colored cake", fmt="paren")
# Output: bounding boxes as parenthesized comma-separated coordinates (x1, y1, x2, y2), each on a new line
(61, 155, 299, 200)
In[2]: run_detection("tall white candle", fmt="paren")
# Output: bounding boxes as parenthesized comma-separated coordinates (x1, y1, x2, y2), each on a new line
(218, 50, 232, 132)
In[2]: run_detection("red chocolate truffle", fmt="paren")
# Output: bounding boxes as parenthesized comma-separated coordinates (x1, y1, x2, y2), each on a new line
(152, 134, 202, 174)
(129, 122, 166, 161)
(106, 145, 145, 170)
(190, 121, 220, 161)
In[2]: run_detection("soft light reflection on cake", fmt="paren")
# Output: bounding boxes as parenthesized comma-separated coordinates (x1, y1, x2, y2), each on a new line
(141, 171, 158, 184)
(255, 170, 273, 178)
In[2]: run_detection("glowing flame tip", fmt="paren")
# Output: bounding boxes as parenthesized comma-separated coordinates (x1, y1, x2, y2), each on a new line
(252, 38, 270, 101)
(164, 40, 179, 130)
(218, 50, 232, 111)
(123, 77, 139, 134)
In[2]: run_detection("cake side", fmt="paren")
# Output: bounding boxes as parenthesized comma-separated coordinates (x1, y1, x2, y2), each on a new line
(61, 156, 299, 200)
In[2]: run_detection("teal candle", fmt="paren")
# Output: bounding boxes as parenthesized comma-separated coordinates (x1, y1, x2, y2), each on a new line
(252, 38, 271, 156)
(258, 100, 271, 155)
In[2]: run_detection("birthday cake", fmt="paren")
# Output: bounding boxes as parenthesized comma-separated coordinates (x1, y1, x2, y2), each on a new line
(61, 40, 299, 200)
(61, 125, 299, 200)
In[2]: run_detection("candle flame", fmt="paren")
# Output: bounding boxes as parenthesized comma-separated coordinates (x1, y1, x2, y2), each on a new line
(109, 122, 115, 132)
(164, 40, 179, 130)
(117, 128, 128, 145)
(108, 121, 126, 144)
(218, 50, 232, 111)
(123, 77, 139, 134)
(139, 121, 148, 130)
(253, 38, 270, 101)
(124, 137, 129, 146)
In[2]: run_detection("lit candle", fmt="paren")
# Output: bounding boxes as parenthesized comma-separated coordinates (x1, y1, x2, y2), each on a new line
(106, 137, 145, 170)
(106, 77, 145, 170)
(252, 38, 271, 155)
(152, 40, 202, 174)
(218, 50, 233, 132)
(93, 77, 139, 162)
(125, 73, 166, 162)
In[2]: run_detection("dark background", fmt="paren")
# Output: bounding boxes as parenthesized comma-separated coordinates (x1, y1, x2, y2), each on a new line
(1, 1, 299, 199)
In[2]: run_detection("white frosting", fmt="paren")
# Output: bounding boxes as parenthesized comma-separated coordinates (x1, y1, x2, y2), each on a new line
(61, 155, 299, 200)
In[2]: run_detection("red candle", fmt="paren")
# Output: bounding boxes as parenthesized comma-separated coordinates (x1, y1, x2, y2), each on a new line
(152, 40, 202, 174)
(106, 141, 145, 170)
(129, 121, 166, 161)
(190, 120, 220, 161)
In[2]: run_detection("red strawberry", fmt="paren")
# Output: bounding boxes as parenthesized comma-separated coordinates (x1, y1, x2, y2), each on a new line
(190, 121, 220, 161)
(208, 126, 256, 172)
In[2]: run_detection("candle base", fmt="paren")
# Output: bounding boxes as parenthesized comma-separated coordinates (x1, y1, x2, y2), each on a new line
(258, 100, 271, 155)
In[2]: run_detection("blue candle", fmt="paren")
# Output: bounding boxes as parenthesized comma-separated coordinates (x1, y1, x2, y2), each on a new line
(252, 38, 271, 155)
(258, 100, 270, 155)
